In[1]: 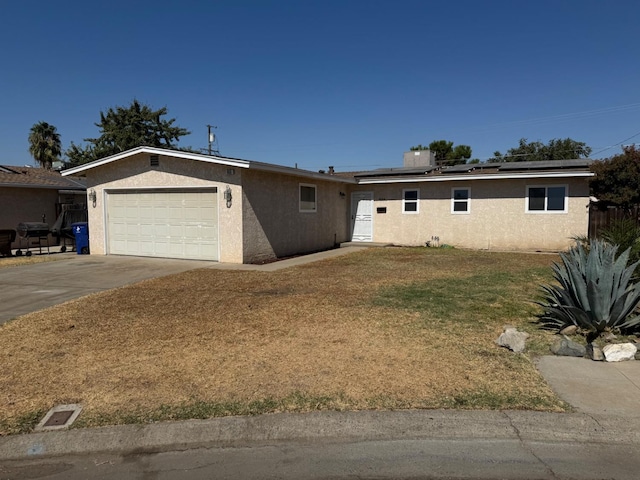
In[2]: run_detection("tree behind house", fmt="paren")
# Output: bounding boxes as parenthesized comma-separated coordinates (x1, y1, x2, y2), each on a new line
(590, 145, 640, 211)
(410, 140, 472, 166)
(493, 138, 591, 162)
(66, 99, 191, 166)
(28, 121, 61, 170)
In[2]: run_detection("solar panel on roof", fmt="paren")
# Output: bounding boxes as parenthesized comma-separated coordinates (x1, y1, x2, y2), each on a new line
(354, 166, 436, 177)
(441, 164, 475, 173)
(474, 162, 503, 169)
(498, 159, 592, 171)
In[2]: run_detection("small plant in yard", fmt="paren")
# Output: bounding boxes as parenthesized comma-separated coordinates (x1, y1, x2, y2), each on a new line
(536, 240, 640, 343)
(572, 219, 640, 276)
(600, 218, 640, 275)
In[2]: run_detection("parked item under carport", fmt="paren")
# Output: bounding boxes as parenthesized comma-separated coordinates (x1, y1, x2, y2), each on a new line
(0, 229, 16, 257)
(50, 208, 88, 253)
(15, 222, 50, 256)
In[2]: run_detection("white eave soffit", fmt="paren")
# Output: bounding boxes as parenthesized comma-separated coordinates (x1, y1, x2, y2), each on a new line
(356, 171, 595, 184)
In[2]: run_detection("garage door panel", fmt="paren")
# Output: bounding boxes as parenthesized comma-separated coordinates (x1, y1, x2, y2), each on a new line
(107, 189, 218, 261)
(155, 224, 170, 236)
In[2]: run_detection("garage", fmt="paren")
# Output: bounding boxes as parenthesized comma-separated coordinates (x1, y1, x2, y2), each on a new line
(106, 189, 219, 261)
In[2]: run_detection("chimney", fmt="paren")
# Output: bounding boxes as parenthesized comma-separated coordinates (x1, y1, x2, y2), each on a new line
(403, 150, 435, 168)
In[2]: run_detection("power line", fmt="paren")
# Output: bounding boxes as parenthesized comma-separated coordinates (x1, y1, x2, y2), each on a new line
(591, 130, 640, 157)
(447, 102, 640, 136)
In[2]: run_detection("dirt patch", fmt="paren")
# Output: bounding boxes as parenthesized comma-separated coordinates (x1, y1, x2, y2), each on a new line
(0, 248, 565, 433)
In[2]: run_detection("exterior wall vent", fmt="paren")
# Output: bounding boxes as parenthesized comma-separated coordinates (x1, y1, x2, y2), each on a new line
(150, 155, 160, 167)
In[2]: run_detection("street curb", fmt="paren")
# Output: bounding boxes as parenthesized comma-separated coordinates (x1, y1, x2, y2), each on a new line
(1, 409, 639, 461)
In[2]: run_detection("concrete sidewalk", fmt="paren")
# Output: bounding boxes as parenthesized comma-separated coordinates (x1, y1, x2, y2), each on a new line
(536, 355, 640, 417)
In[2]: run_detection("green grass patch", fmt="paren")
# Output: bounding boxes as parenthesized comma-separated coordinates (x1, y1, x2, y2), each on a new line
(374, 268, 551, 326)
(72, 392, 353, 430)
(440, 389, 572, 411)
(0, 409, 47, 435)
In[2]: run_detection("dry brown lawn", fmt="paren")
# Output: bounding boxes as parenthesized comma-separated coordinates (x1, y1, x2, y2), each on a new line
(0, 247, 566, 434)
(0, 254, 64, 269)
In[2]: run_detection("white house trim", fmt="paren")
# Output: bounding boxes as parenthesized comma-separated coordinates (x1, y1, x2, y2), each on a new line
(356, 171, 594, 184)
(62, 146, 250, 176)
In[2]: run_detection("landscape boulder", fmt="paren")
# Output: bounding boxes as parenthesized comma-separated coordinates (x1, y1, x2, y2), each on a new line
(496, 326, 529, 353)
(550, 336, 586, 357)
(603, 343, 637, 362)
(559, 325, 578, 336)
(586, 343, 605, 361)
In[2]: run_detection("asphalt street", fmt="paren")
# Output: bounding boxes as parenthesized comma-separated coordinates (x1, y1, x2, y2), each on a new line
(2, 409, 640, 479)
(3, 436, 640, 480)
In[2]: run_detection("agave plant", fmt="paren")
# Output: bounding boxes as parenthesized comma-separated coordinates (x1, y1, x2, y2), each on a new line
(537, 240, 640, 342)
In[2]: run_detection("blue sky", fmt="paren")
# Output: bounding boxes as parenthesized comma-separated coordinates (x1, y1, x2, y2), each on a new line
(1, 0, 639, 171)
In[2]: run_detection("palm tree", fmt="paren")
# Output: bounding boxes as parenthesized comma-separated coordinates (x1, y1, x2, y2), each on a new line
(28, 121, 61, 169)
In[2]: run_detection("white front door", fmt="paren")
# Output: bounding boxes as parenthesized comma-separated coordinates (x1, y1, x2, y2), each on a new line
(351, 192, 373, 242)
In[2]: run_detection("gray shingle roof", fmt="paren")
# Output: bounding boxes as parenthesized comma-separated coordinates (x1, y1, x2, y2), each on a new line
(0, 165, 86, 190)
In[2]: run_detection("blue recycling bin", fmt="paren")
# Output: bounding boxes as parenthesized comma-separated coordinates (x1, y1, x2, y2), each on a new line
(71, 222, 89, 255)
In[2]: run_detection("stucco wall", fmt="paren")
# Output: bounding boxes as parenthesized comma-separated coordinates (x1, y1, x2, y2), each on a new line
(351, 177, 590, 251)
(83, 153, 243, 263)
(241, 169, 350, 263)
(0, 187, 61, 249)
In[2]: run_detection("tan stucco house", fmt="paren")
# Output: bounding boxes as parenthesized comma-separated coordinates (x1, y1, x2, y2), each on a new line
(61, 146, 593, 263)
(0, 165, 86, 249)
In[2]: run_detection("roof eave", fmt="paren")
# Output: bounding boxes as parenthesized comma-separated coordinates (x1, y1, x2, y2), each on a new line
(249, 161, 357, 184)
(0, 183, 86, 190)
(61, 146, 251, 176)
(356, 171, 595, 184)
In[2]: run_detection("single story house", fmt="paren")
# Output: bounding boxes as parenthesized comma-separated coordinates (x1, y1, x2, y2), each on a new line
(61, 146, 593, 263)
(0, 165, 86, 249)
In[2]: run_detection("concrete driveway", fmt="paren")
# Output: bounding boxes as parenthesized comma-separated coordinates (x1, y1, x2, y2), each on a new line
(0, 254, 213, 325)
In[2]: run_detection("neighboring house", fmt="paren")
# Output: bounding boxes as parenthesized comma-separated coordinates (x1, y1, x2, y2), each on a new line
(0, 165, 86, 249)
(61, 146, 593, 264)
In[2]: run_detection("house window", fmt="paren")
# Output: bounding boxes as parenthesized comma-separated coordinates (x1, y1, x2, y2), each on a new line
(402, 189, 419, 214)
(299, 184, 317, 212)
(526, 185, 567, 213)
(451, 188, 470, 214)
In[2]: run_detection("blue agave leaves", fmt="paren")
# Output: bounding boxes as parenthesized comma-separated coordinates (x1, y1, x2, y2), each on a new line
(537, 240, 640, 336)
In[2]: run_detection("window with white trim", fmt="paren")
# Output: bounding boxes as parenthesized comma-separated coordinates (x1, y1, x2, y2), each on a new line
(451, 188, 470, 214)
(402, 189, 419, 214)
(299, 184, 317, 212)
(526, 185, 567, 213)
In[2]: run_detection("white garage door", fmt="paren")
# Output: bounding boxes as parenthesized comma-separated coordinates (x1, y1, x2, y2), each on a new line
(106, 189, 219, 261)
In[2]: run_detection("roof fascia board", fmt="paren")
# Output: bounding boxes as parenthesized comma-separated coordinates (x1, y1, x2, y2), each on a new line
(61, 146, 250, 176)
(357, 172, 594, 184)
(249, 162, 357, 184)
(0, 183, 85, 190)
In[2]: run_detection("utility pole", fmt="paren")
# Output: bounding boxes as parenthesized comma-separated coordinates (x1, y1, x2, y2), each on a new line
(207, 124, 220, 156)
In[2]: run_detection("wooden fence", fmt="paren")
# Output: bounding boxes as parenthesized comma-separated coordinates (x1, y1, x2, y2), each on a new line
(588, 205, 640, 238)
